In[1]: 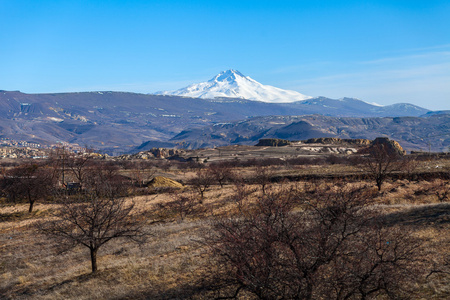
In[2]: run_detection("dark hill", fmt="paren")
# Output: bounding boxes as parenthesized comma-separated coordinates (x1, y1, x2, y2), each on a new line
(167, 114, 450, 152)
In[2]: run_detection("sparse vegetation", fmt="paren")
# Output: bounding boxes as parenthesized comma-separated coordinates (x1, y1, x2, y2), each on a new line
(206, 185, 426, 299)
(1, 144, 449, 299)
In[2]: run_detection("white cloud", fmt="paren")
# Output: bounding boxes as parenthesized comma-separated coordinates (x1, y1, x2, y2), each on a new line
(282, 50, 450, 110)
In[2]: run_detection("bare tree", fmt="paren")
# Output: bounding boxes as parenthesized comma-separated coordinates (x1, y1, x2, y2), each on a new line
(66, 152, 94, 191)
(209, 162, 234, 188)
(84, 161, 129, 198)
(232, 175, 256, 207)
(39, 193, 147, 273)
(47, 146, 71, 188)
(3, 164, 54, 212)
(0, 169, 21, 204)
(360, 141, 403, 191)
(402, 155, 420, 178)
(253, 165, 274, 195)
(189, 169, 214, 201)
(325, 224, 423, 299)
(206, 184, 426, 299)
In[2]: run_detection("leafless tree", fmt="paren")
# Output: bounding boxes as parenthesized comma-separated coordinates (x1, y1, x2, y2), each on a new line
(2, 164, 54, 212)
(0, 169, 21, 204)
(209, 162, 234, 188)
(65, 152, 94, 191)
(206, 184, 426, 299)
(39, 193, 147, 273)
(47, 146, 71, 188)
(232, 175, 256, 207)
(325, 224, 423, 299)
(189, 169, 214, 201)
(253, 165, 274, 195)
(83, 161, 129, 198)
(360, 142, 403, 191)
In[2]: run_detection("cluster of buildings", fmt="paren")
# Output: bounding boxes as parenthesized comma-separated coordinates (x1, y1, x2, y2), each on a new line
(0, 138, 87, 159)
(0, 138, 42, 149)
(0, 147, 47, 159)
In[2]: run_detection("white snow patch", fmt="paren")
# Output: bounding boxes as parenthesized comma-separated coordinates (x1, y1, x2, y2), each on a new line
(362, 100, 384, 107)
(48, 117, 64, 122)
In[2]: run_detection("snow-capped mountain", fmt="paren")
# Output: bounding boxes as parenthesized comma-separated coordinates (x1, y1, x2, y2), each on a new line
(156, 69, 312, 103)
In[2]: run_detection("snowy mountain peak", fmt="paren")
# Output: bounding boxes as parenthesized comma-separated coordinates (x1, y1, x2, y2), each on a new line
(156, 70, 312, 103)
(211, 69, 246, 82)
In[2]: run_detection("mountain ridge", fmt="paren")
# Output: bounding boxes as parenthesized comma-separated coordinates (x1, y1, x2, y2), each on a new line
(165, 114, 450, 152)
(0, 90, 434, 154)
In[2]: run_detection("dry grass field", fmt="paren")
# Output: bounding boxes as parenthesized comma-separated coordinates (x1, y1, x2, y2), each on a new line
(1, 155, 450, 299)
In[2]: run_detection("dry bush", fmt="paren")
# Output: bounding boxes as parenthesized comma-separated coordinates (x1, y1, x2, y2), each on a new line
(156, 191, 202, 221)
(435, 181, 450, 202)
(205, 184, 428, 299)
(401, 180, 450, 204)
(208, 162, 234, 188)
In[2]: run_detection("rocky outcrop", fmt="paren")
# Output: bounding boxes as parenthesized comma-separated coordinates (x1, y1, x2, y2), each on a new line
(256, 138, 291, 147)
(117, 148, 186, 160)
(371, 137, 406, 156)
(303, 138, 371, 146)
(358, 137, 406, 156)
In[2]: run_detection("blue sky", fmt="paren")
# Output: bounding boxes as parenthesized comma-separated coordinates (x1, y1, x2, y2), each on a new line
(1, 0, 449, 110)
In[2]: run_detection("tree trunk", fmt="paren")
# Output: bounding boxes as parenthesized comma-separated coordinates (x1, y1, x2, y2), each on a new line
(200, 189, 204, 202)
(90, 247, 98, 273)
(376, 178, 382, 191)
(28, 198, 34, 213)
(27, 189, 34, 213)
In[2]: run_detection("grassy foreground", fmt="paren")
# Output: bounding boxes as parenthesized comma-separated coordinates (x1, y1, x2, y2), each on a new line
(1, 159, 450, 299)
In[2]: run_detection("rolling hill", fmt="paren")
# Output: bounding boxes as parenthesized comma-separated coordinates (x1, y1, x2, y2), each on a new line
(0, 89, 433, 154)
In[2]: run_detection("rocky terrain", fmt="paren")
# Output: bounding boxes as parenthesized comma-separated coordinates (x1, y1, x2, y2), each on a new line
(0, 90, 433, 154)
(167, 114, 450, 152)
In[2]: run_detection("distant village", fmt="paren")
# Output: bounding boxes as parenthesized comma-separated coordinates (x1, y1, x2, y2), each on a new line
(0, 138, 86, 159)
